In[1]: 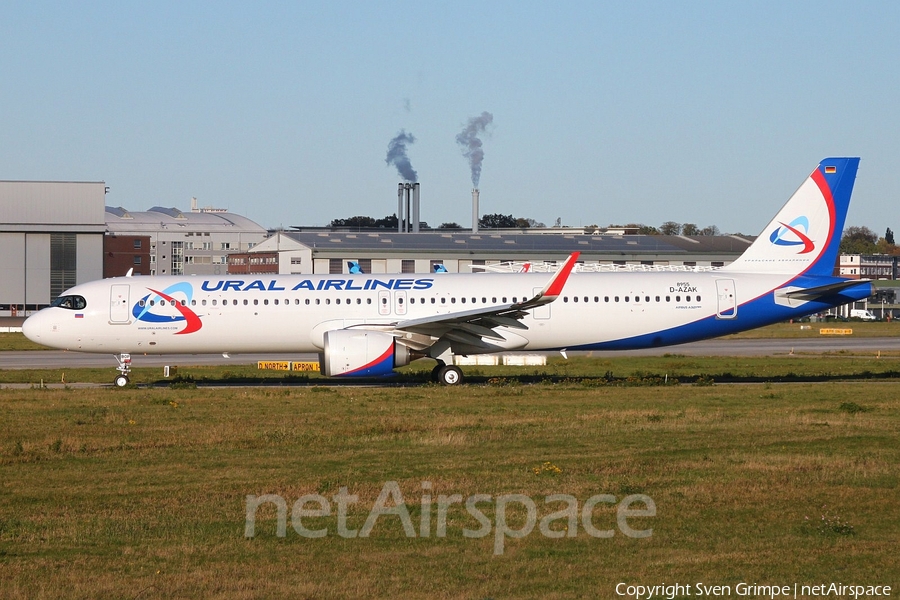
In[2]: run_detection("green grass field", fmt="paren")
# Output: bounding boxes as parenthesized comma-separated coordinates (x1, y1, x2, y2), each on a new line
(1, 370, 898, 598)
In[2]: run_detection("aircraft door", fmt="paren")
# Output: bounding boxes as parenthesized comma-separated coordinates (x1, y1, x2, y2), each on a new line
(110, 284, 131, 323)
(394, 291, 407, 315)
(377, 291, 391, 316)
(716, 279, 737, 319)
(532, 287, 550, 319)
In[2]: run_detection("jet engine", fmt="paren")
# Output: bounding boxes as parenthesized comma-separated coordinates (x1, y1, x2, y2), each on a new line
(319, 330, 411, 377)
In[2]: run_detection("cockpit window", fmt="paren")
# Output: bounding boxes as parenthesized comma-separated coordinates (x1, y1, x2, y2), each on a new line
(51, 295, 87, 310)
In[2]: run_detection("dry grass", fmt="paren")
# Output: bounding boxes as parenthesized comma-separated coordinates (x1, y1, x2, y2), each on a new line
(0, 381, 898, 598)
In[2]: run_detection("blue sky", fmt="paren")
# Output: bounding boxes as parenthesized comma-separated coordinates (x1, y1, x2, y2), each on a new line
(2, 1, 899, 235)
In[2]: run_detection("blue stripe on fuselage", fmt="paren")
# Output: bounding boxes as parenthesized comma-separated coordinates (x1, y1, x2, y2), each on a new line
(569, 280, 873, 351)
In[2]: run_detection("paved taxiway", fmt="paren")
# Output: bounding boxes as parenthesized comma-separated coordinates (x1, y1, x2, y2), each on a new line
(2, 337, 899, 371)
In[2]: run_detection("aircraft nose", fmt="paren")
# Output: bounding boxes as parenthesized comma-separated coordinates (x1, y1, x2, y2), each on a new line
(22, 312, 43, 343)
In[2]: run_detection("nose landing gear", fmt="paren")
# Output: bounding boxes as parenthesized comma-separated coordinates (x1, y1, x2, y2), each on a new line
(114, 353, 132, 387)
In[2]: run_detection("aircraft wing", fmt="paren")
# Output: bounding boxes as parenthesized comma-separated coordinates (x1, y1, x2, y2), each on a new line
(388, 252, 579, 350)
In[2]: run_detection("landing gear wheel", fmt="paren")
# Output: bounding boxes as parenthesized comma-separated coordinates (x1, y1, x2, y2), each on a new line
(438, 365, 463, 386)
(114, 375, 130, 387)
(430, 363, 444, 383)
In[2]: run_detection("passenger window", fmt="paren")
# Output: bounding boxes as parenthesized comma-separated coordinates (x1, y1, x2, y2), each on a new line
(686, 296, 691, 302)
(604, 296, 609, 302)
(201, 300, 206, 306)
(697, 295, 701, 302)
(615, 296, 620, 302)
(243, 299, 248, 305)
(254, 299, 259, 305)
(676, 296, 681, 302)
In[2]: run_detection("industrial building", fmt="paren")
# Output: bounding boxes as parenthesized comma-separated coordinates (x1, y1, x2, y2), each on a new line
(226, 229, 755, 275)
(1, 181, 106, 316)
(104, 200, 268, 277)
(1, 182, 268, 318)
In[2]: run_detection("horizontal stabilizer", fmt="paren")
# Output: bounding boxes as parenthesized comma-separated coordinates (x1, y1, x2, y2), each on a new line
(781, 279, 873, 301)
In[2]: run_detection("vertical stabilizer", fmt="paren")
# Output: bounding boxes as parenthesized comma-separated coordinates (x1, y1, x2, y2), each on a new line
(722, 157, 859, 277)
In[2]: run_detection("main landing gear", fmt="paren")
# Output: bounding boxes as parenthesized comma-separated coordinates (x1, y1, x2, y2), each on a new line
(114, 353, 132, 387)
(430, 361, 463, 386)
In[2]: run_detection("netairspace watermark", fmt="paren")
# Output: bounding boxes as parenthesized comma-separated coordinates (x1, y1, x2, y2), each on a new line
(616, 582, 893, 599)
(244, 480, 656, 555)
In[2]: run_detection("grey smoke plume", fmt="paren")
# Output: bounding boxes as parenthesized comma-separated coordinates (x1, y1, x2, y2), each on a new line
(456, 112, 493, 187)
(385, 130, 418, 182)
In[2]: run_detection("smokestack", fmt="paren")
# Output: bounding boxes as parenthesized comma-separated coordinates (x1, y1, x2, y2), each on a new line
(397, 184, 404, 233)
(412, 183, 420, 233)
(472, 188, 479, 233)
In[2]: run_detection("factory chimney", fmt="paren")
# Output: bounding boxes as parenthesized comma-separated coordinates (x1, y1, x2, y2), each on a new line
(412, 183, 420, 233)
(472, 188, 480, 233)
(397, 183, 421, 233)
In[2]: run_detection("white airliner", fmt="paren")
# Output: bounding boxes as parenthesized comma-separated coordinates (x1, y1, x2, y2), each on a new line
(23, 158, 873, 386)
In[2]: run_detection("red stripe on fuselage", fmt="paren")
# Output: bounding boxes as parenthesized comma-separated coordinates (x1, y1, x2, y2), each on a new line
(148, 288, 203, 334)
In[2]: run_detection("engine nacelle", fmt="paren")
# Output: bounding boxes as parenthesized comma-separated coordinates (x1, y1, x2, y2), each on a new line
(320, 330, 411, 377)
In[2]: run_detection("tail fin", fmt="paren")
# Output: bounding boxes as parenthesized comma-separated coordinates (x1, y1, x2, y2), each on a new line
(722, 157, 860, 277)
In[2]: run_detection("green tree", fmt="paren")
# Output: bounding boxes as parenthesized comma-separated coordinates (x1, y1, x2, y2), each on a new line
(659, 221, 681, 235)
(839, 226, 878, 254)
(681, 223, 700, 236)
(479, 213, 518, 228)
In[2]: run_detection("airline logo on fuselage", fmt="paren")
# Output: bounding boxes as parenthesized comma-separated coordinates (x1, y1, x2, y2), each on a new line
(200, 278, 435, 292)
(768, 216, 815, 254)
(132, 282, 203, 335)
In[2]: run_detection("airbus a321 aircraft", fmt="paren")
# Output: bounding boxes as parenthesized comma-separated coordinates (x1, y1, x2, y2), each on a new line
(23, 158, 873, 386)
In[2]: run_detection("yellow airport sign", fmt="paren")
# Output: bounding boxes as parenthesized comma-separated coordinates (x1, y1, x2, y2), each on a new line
(819, 328, 853, 335)
(257, 360, 321, 372)
(291, 361, 321, 372)
(257, 361, 291, 371)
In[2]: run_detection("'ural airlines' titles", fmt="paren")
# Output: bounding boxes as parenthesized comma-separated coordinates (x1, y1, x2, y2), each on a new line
(200, 278, 435, 293)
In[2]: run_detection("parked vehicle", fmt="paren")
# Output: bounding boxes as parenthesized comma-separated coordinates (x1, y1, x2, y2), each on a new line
(850, 309, 878, 321)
